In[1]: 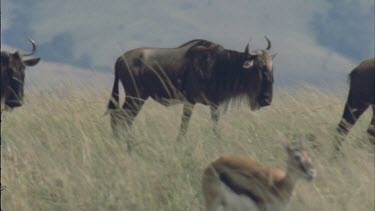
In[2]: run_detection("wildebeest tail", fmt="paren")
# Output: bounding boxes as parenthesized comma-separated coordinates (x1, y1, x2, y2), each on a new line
(107, 63, 120, 110)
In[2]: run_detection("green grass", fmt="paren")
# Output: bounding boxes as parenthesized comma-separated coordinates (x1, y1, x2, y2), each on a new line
(1, 80, 374, 211)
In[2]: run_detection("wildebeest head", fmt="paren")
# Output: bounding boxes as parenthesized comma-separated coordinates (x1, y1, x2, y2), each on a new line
(1, 38, 40, 109)
(244, 37, 275, 108)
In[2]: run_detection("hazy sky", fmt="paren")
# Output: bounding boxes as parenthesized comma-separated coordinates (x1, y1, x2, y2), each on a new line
(1, 0, 374, 87)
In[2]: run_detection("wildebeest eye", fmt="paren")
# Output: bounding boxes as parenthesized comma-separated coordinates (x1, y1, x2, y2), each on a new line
(242, 60, 253, 69)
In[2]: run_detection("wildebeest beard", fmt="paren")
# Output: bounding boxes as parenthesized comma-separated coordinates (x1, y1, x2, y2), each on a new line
(207, 49, 264, 113)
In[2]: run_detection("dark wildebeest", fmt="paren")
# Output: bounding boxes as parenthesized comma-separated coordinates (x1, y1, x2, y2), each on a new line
(1, 39, 40, 110)
(107, 37, 275, 140)
(336, 57, 375, 149)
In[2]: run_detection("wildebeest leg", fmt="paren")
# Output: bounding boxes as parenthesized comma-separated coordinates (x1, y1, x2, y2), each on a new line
(210, 105, 220, 135)
(117, 96, 145, 151)
(367, 105, 375, 144)
(111, 109, 125, 139)
(336, 93, 369, 149)
(122, 96, 145, 128)
(177, 102, 194, 141)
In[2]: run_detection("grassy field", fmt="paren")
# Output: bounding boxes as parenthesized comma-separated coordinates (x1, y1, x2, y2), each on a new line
(1, 75, 374, 211)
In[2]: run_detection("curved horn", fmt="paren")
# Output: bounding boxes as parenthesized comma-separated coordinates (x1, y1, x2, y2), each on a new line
(21, 38, 37, 56)
(244, 43, 250, 54)
(244, 37, 252, 54)
(264, 36, 271, 50)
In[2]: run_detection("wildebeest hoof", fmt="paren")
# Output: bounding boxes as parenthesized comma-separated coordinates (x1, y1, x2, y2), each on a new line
(333, 133, 345, 150)
(333, 140, 343, 152)
(368, 135, 375, 145)
(213, 131, 223, 141)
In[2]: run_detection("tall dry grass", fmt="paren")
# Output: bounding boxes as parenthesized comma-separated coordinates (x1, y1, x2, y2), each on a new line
(1, 77, 374, 211)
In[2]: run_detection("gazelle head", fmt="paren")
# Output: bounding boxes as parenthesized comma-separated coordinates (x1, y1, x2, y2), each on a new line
(284, 139, 317, 181)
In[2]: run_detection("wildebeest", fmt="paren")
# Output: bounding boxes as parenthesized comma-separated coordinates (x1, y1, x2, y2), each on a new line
(336, 57, 375, 148)
(107, 37, 275, 139)
(1, 38, 40, 109)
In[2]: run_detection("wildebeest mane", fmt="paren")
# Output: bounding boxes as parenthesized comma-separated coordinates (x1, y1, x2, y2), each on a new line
(178, 39, 219, 49)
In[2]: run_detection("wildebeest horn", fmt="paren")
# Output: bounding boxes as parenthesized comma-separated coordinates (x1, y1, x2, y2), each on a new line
(21, 38, 37, 56)
(264, 36, 271, 50)
(244, 43, 250, 54)
(244, 37, 252, 54)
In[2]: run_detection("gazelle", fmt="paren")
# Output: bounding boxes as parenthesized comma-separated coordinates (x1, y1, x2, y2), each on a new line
(202, 139, 316, 211)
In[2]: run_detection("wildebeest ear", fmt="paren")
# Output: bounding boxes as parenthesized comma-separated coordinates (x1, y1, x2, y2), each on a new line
(271, 53, 277, 60)
(242, 60, 253, 69)
(23, 58, 41, 66)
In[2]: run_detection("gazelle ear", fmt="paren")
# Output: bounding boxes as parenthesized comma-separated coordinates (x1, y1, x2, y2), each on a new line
(242, 60, 253, 69)
(280, 139, 292, 152)
(299, 138, 306, 150)
(276, 132, 290, 150)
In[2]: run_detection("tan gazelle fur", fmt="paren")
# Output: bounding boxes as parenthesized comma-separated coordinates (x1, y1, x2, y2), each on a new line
(202, 139, 316, 211)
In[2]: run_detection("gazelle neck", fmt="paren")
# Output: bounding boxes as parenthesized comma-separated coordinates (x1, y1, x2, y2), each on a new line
(274, 164, 301, 203)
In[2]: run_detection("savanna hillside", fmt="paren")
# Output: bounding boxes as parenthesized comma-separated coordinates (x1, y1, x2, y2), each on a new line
(1, 62, 374, 211)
